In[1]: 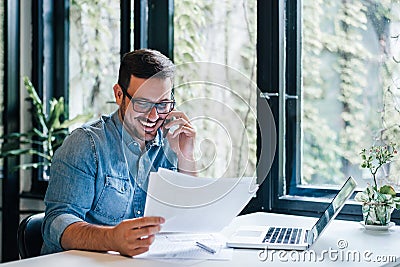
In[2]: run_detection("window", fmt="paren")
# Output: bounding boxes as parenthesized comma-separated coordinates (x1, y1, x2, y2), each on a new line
(173, 0, 257, 178)
(69, 0, 122, 119)
(268, 0, 400, 219)
(300, 0, 400, 189)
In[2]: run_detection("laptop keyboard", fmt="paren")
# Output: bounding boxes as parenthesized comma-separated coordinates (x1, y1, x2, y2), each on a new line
(262, 227, 303, 244)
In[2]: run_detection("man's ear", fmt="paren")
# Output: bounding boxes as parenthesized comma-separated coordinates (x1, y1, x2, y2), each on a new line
(113, 84, 124, 105)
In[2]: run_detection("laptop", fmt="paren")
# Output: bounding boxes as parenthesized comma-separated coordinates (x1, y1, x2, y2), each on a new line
(226, 176, 357, 250)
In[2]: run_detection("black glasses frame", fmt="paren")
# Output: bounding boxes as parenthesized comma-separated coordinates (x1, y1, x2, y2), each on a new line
(121, 87, 175, 114)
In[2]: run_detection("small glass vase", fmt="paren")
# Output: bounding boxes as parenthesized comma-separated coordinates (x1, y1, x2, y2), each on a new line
(362, 202, 394, 226)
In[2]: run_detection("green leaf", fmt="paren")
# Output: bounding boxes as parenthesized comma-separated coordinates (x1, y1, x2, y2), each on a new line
(23, 76, 47, 130)
(17, 139, 44, 146)
(380, 185, 397, 197)
(0, 148, 52, 161)
(11, 162, 51, 172)
(0, 132, 28, 139)
(0, 148, 34, 157)
(32, 128, 47, 139)
(46, 97, 65, 130)
(361, 163, 366, 168)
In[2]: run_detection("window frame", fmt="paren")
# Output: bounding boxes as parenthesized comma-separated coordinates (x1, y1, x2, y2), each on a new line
(27, 0, 70, 194)
(253, 0, 400, 223)
(2, 0, 21, 262)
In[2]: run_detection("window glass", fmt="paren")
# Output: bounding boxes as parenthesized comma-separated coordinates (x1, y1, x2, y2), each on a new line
(301, 1, 400, 189)
(69, 0, 121, 118)
(174, 0, 257, 178)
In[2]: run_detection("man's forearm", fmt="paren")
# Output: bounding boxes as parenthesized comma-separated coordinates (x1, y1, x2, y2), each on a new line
(178, 154, 197, 176)
(60, 217, 164, 257)
(61, 221, 114, 252)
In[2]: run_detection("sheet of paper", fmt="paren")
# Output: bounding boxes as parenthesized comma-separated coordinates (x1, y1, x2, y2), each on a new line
(135, 233, 233, 260)
(144, 168, 258, 232)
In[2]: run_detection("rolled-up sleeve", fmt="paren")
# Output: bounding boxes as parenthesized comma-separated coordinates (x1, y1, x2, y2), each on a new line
(42, 129, 97, 254)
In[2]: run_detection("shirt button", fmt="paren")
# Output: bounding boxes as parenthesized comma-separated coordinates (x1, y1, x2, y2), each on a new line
(137, 210, 141, 215)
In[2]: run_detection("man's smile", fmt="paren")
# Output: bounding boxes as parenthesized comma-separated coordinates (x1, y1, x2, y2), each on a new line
(137, 117, 165, 133)
(139, 120, 157, 128)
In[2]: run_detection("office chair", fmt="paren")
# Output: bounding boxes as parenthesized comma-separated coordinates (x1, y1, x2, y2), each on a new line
(17, 212, 45, 259)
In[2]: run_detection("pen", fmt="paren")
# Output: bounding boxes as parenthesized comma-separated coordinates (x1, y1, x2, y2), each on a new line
(195, 241, 216, 254)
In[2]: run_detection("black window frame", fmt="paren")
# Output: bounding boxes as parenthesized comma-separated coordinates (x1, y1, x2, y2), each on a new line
(2, 0, 21, 262)
(265, 0, 362, 221)
(26, 0, 70, 197)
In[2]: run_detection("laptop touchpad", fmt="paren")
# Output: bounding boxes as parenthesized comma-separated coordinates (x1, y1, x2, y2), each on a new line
(235, 230, 264, 237)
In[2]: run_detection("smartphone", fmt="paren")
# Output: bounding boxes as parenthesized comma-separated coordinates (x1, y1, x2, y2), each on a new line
(163, 118, 174, 138)
(163, 117, 179, 138)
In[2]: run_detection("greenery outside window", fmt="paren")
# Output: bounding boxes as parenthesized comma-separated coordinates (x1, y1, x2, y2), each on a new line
(174, 0, 257, 178)
(273, 0, 400, 221)
(69, 0, 122, 119)
(301, 0, 400, 189)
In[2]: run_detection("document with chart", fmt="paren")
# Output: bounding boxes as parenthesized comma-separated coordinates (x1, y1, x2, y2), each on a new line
(135, 233, 233, 260)
(144, 168, 258, 233)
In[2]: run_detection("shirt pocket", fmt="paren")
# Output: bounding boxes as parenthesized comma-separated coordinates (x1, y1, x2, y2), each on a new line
(94, 176, 130, 222)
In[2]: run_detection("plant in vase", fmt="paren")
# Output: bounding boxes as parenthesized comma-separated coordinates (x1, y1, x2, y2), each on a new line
(355, 143, 400, 226)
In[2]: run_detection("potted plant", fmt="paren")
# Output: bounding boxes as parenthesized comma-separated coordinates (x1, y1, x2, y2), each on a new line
(355, 143, 400, 226)
(0, 77, 92, 194)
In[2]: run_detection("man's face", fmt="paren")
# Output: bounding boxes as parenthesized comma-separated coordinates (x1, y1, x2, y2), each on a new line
(118, 75, 173, 143)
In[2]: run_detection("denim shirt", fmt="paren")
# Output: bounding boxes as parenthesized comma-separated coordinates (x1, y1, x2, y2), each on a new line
(42, 111, 178, 254)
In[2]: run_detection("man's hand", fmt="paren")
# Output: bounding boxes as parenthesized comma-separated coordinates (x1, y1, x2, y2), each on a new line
(163, 110, 197, 175)
(61, 216, 165, 257)
(109, 217, 165, 256)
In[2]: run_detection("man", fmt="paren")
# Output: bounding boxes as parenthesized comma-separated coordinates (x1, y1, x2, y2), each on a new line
(42, 49, 196, 256)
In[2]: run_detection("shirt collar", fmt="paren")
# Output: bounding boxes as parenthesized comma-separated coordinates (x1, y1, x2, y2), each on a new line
(146, 129, 163, 148)
(111, 110, 123, 137)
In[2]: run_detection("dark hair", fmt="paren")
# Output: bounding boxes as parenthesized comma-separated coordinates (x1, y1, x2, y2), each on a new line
(117, 49, 175, 91)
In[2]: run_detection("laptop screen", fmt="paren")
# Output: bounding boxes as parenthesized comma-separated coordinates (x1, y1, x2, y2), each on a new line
(308, 177, 357, 245)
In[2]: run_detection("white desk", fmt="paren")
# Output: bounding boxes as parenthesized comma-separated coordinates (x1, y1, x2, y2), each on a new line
(2, 212, 400, 267)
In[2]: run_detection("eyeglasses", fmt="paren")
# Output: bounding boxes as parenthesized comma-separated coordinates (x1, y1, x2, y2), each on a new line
(123, 90, 175, 114)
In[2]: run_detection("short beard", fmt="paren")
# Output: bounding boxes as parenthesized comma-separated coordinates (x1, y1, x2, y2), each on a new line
(118, 98, 138, 139)
(119, 97, 127, 121)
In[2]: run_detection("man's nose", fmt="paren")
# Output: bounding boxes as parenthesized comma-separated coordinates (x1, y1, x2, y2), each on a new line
(147, 106, 159, 121)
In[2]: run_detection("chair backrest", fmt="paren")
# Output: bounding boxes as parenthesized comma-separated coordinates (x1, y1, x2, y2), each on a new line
(17, 212, 45, 259)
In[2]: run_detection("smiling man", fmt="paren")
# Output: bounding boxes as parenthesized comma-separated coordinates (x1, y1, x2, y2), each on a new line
(42, 49, 196, 257)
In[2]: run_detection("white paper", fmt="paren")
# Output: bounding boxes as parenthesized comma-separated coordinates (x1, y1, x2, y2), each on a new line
(144, 168, 258, 232)
(135, 233, 233, 260)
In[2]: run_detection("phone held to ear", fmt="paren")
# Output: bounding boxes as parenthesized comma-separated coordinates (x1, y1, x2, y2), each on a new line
(163, 117, 175, 138)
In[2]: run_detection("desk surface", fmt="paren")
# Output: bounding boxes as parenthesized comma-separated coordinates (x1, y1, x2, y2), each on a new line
(2, 212, 400, 267)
